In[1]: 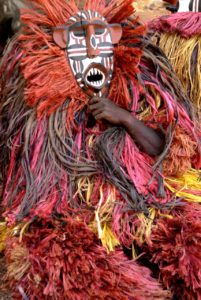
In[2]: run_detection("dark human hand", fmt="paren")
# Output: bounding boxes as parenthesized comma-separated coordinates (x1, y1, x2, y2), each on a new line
(89, 96, 164, 156)
(88, 96, 130, 126)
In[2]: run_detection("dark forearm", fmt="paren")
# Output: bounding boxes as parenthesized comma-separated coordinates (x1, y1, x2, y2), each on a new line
(88, 97, 165, 156)
(120, 110, 165, 156)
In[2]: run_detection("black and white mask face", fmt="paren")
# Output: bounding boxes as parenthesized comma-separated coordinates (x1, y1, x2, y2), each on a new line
(53, 10, 122, 97)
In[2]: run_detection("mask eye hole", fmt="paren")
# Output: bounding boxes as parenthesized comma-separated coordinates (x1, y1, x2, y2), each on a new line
(95, 27, 106, 36)
(72, 28, 86, 38)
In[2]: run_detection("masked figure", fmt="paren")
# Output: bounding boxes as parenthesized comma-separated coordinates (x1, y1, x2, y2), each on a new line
(149, 0, 201, 115)
(0, 0, 201, 299)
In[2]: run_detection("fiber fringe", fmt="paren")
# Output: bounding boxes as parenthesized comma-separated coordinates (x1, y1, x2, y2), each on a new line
(5, 217, 171, 300)
(0, 1, 201, 298)
(149, 12, 201, 38)
(149, 12, 201, 113)
(156, 33, 201, 112)
(149, 203, 201, 299)
(165, 169, 201, 203)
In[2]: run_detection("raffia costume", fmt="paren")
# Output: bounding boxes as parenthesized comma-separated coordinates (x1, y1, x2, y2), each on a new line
(0, 0, 201, 299)
(149, 2, 201, 113)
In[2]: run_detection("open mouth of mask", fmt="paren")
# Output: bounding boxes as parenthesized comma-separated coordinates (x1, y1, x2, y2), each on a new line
(85, 66, 106, 89)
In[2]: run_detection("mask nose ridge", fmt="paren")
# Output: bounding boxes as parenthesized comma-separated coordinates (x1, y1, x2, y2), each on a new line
(86, 25, 100, 58)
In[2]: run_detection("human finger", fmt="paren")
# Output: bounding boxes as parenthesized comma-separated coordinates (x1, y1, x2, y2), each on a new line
(89, 102, 103, 111)
(88, 97, 101, 105)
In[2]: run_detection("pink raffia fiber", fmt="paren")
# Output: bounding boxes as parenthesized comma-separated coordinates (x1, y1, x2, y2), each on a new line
(149, 12, 201, 38)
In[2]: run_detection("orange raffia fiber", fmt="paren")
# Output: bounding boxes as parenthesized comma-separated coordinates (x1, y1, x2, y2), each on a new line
(19, 0, 145, 127)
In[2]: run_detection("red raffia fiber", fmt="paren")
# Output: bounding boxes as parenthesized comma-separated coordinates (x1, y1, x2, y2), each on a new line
(149, 12, 201, 38)
(149, 203, 201, 299)
(163, 126, 197, 176)
(5, 217, 170, 300)
(19, 0, 145, 124)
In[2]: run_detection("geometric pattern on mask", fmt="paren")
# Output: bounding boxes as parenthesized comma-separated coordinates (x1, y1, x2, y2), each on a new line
(67, 10, 114, 93)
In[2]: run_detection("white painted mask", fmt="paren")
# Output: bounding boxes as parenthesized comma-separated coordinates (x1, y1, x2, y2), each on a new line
(53, 10, 122, 97)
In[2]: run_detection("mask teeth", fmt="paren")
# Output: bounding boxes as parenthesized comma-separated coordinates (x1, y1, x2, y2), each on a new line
(86, 68, 105, 88)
